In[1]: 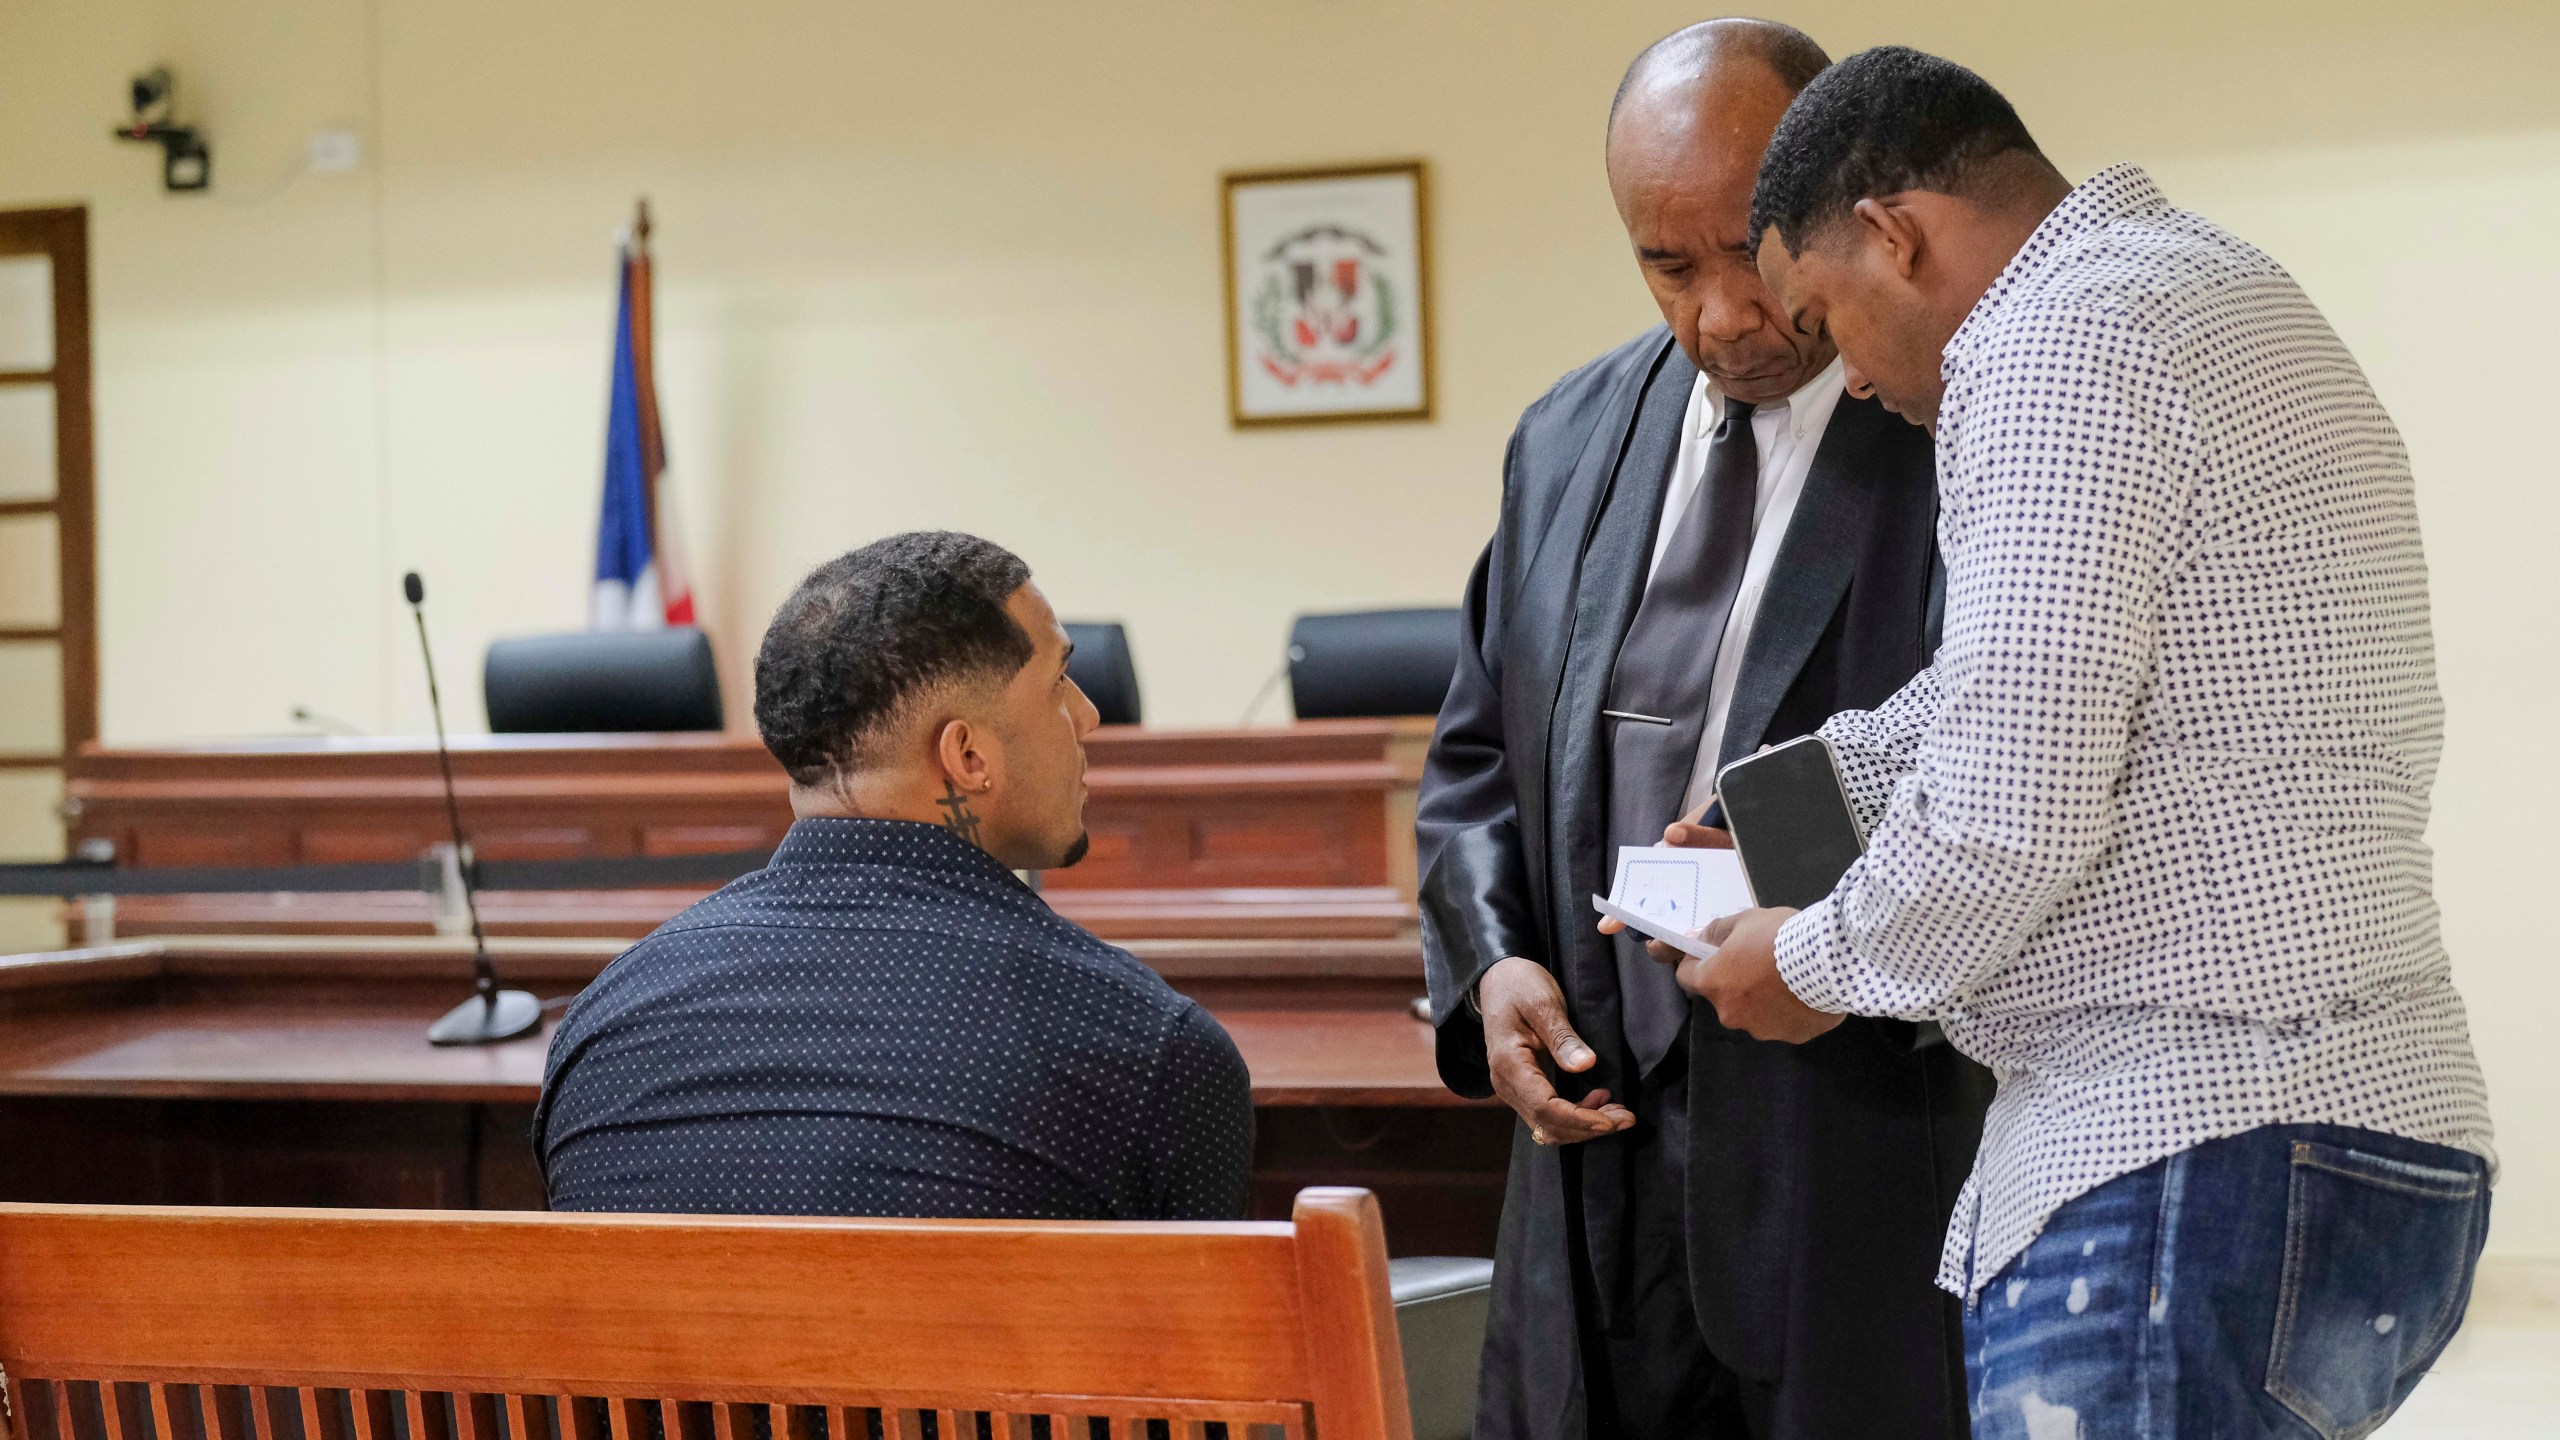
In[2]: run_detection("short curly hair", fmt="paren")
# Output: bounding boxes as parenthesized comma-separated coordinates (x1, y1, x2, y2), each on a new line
(753, 531, 1033, 785)
(1749, 45, 2043, 257)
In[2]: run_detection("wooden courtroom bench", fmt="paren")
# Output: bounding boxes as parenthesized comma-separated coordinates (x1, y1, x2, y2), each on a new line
(0, 1188, 1414, 1440)
(63, 720, 1432, 941)
(0, 936, 1511, 1258)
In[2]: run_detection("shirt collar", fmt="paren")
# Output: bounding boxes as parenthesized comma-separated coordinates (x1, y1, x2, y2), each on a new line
(1942, 162, 2168, 377)
(767, 815, 1024, 886)
(1700, 352, 1849, 444)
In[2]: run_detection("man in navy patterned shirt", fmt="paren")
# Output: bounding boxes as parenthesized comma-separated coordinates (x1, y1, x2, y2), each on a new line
(537, 531, 1253, 1222)
(1633, 45, 2496, 1440)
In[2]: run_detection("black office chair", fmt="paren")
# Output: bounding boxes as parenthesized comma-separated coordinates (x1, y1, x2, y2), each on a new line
(1064, 621, 1142, 726)
(483, 629, 724, 733)
(1287, 607, 1463, 719)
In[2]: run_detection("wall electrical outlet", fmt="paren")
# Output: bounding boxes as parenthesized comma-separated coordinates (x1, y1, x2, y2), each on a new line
(307, 129, 361, 174)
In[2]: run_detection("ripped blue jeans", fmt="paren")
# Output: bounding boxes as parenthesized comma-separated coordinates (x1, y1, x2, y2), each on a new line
(1965, 1124, 2490, 1440)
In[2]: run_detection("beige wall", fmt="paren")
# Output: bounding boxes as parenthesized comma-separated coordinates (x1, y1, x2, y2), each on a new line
(1, 0, 2553, 1256)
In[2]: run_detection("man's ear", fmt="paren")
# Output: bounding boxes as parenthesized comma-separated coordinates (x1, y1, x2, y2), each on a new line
(932, 717, 995, 795)
(1851, 196, 1926, 281)
(1751, 225, 1792, 300)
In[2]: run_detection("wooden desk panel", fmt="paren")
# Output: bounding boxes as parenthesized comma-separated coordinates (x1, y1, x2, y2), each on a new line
(0, 936, 1506, 1254)
(65, 720, 1431, 939)
(0, 1001, 1461, 1109)
(97, 883, 1417, 941)
(0, 948, 1458, 1107)
(67, 732, 786, 868)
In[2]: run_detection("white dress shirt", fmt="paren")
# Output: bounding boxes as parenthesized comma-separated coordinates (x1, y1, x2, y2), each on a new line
(1771, 165, 2495, 1300)
(1644, 354, 1848, 816)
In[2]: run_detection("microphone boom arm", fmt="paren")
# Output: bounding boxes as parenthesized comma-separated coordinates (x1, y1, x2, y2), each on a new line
(405, 572, 544, 1046)
(414, 603, 493, 997)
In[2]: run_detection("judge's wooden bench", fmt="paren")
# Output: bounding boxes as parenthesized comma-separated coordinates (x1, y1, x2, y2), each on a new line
(0, 720, 1511, 1258)
(63, 721, 1429, 941)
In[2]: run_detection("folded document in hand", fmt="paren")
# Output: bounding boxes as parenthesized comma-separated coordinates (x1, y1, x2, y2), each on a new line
(1592, 844, 1757, 961)
(1592, 893, 1719, 960)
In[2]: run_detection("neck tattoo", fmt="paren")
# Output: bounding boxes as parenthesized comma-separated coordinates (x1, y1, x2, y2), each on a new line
(936, 780, 984, 849)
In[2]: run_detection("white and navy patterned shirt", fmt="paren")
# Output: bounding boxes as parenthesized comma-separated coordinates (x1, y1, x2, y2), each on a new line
(1771, 165, 2495, 1299)
(537, 817, 1254, 1221)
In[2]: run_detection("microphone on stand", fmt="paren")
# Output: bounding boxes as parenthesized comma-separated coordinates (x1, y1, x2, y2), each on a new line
(406, 571, 543, 1047)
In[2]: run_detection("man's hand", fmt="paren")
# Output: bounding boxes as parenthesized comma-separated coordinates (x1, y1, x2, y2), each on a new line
(1659, 820, 1734, 850)
(1475, 956, 1635, 1146)
(1657, 906, 1843, 1044)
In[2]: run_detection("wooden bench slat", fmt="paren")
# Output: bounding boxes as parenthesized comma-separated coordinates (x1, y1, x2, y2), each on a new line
(0, 1193, 1406, 1440)
(0, 1212, 1303, 1403)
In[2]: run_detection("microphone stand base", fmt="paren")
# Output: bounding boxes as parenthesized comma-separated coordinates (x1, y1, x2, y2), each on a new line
(427, 988, 546, 1046)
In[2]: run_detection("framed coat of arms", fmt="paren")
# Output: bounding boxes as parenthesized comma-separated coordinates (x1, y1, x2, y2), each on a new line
(1221, 160, 1434, 427)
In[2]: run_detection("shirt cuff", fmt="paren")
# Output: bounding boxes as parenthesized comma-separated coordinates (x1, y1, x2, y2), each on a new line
(1774, 900, 1851, 1015)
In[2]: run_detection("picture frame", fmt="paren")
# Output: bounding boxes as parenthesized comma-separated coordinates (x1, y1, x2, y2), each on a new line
(1221, 160, 1435, 428)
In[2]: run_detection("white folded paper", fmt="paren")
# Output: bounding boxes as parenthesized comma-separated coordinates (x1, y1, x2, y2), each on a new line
(1590, 844, 1757, 961)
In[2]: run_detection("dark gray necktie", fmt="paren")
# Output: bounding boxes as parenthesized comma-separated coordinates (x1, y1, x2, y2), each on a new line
(1605, 395, 1759, 1074)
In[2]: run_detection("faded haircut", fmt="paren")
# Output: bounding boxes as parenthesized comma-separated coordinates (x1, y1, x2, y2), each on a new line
(753, 531, 1033, 785)
(1749, 45, 2045, 257)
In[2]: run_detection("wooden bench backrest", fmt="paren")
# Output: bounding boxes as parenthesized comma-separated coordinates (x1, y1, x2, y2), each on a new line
(0, 1189, 1411, 1440)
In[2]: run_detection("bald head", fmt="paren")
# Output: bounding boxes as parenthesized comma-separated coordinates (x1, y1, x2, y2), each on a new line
(1607, 17, 1828, 144)
(1603, 18, 1837, 403)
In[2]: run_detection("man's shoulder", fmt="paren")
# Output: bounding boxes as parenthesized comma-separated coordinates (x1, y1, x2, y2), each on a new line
(571, 862, 1140, 999)
(1515, 327, 1670, 440)
(549, 874, 1204, 1073)
(1031, 925, 1202, 1021)
(1156, 990, 1243, 1059)
(1493, 326, 1673, 517)
(738, 863, 1200, 1024)
(2009, 205, 2305, 362)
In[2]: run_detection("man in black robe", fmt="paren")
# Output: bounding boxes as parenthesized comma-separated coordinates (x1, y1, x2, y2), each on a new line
(1416, 21, 1990, 1439)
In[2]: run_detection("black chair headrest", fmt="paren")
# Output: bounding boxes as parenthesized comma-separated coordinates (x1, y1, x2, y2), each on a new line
(484, 629, 724, 733)
(1287, 607, 1462, 720)
(1064, 621, 1142, 726)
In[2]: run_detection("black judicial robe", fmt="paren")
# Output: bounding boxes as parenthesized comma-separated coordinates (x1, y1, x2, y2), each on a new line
(1417, 328, 1991, 1440)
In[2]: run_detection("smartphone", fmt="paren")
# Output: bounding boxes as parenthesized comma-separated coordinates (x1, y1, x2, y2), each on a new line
(1713, 734, 1864, 910)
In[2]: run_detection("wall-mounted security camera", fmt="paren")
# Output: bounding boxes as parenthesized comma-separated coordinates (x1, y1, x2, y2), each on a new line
(113, 66, 211, 192)
(130, 67, 171, 116)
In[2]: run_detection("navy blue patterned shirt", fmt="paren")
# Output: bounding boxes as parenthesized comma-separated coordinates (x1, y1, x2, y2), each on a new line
(536, 817, 1254, 1221)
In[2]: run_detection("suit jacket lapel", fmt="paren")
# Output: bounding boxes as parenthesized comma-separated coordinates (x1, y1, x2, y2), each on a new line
(1548, 342, 1694, 1049)
(1715, 393, 1898, 769)
(1511, 333, 1675, 695)
(1511, 332, 1677, 827)
(1545, 343, 1693, 1326)
(1495, 333, 1674, 960)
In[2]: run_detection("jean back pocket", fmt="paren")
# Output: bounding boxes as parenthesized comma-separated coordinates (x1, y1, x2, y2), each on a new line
(2265, 1139, 2487, 1440)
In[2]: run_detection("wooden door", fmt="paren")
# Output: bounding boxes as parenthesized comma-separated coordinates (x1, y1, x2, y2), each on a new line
(0, 208, 95, 953)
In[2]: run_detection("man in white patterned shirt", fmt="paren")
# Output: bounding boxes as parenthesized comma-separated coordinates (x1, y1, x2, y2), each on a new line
(1635, 45, 2497, 1439)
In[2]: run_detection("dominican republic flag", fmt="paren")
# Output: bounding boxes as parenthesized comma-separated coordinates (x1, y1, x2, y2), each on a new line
(591, 206, 696, 629)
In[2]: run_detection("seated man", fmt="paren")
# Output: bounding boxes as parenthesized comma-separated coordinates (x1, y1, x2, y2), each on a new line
(536, 530, 1253, 1221)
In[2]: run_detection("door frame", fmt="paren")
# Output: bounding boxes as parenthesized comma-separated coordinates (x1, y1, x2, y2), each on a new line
(0, 205, 97, 772)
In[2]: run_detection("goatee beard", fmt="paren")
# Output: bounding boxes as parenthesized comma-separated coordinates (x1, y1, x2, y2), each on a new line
(1056, 831, 1091, 869)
